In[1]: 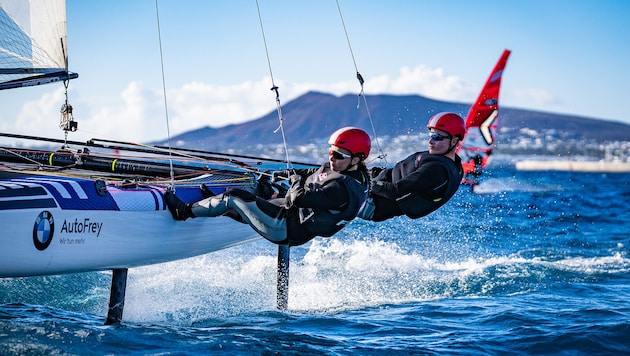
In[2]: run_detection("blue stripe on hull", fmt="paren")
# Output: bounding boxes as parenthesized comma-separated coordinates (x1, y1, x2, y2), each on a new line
(0, 185, 47, 197)
(18, 178, 121, 211)
(0, 198, 57, 210)
(0, 175, 246, 212)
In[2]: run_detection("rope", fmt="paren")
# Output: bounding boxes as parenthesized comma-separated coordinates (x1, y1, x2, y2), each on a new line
(335, 0, 387, 166)
(336, 1, 363, 109)
(62, 127, 291, 182)
(256, 0, 293, 171)
(154, 0, 176, 189)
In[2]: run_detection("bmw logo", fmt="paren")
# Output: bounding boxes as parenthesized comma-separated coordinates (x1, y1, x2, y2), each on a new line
(33, 211, 54, 251)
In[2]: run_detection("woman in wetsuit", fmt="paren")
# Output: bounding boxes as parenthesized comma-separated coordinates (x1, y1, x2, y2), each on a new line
(359, 112, 465, 222)
(165, 127, 371, 246)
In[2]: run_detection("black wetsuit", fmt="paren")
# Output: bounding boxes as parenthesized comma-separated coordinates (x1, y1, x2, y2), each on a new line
(363, 151, 463, 222)
(225, 163, 369, 246)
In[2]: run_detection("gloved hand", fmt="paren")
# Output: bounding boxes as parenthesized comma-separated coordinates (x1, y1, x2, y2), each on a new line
(272, 170, 292, 182)
(370, 179, 393, 198)
(289, 174, 302, 186)
(369, 166, 384, 179)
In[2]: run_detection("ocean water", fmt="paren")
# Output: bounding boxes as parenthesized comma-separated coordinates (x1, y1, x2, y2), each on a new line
(1, 167, 629, 355)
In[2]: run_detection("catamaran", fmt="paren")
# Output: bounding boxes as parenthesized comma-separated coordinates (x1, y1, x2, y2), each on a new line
(457, 49, 511, 186)
(0, 0, 317, 322)
(1, 1, 513, 322)
(0, 0, 292, 279)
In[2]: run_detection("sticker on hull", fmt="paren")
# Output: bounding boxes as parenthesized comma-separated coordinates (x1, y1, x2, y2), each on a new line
(33, 211, 54, 251)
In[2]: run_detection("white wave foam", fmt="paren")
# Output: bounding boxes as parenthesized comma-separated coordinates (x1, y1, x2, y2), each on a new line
(473, 177, 560, 194)
(551, 252, 630, 274)
(117, 239, 629, 323)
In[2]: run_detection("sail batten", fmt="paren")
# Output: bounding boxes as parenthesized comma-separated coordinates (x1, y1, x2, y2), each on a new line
(0, 0, 77, 90)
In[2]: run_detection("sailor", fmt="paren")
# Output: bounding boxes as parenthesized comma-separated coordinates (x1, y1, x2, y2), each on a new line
(358, 112, 465, 222)
(463, 153, 484, 186)
(165, 127, 371, 247)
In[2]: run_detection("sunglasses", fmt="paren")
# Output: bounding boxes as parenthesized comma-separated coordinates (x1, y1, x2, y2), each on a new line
(428, 132, 452, 141)
(329, 149, 352, 160)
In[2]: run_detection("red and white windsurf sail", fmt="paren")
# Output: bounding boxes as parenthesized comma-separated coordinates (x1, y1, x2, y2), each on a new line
(458, 49, 511, 185)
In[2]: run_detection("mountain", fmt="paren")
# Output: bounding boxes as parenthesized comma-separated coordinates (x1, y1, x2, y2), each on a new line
(157, 91, 630, 153)
(157, 91, 467, 149)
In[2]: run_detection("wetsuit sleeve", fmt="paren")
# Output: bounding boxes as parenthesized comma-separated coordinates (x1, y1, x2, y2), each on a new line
(273, 167, 317, 181)
(286, 179, 349, 210)
(371, 161, 449, 200)
(294, 167, 318, 177)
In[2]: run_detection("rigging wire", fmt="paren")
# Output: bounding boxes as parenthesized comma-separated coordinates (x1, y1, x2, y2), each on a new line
(336, 0, 387, 166)
(154, 0, 176, 189)
(58, 38, 76, 150)
(45, 124, 311, 180)
(255, 0, 293, 171)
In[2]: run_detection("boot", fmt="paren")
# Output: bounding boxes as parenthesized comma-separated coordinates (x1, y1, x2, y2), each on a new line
(164, 190, 194, 221)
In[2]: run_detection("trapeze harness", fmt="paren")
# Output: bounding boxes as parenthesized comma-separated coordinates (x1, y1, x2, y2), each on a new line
(289, 165, 367, 235)
(359, 151, 463, 222)
(284, 164, 368, 246)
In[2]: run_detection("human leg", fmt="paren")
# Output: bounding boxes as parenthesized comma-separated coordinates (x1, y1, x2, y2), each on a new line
(190, 195, 229, 217)
(225, 195, 288, 243)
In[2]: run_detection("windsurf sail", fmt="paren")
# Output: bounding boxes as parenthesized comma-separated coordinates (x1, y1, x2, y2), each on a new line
(457, 49, 511, 185)
(0, 0, 78, 90)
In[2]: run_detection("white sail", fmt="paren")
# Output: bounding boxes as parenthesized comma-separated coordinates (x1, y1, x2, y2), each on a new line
(0, 0, 77, 89)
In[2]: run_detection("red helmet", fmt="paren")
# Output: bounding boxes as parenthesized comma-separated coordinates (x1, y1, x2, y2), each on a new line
(328, 127, 371, 159)
(427, 112, 465, 138)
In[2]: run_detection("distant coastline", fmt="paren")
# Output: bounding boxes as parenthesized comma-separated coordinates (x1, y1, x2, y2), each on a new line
(515, 159, 630, 173)
(155, 92, 630, 165)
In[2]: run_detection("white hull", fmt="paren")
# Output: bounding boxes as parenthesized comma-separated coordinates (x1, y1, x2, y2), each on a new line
(0, 174, 260, 278)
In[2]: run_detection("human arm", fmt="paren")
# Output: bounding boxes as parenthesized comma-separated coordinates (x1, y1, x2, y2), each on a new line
(272, 167, 317, 182)
(285, 177, 349, 210)
(371, 161, 449, 201)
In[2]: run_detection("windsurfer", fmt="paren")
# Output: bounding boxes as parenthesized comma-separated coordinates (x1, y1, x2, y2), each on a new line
(464, 154, 484, 186)
(358, 112, 464, 222)
(165, 127, 371, 246)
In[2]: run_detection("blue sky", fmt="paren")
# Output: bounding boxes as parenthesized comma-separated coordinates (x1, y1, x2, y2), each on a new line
(1, 0, 629, 144)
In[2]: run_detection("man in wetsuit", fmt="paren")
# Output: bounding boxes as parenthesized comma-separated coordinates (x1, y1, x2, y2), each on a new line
(358, 112, 464, 222)
(165, 127, 371, 247)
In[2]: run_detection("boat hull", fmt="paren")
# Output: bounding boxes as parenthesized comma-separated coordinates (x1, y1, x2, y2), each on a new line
(0, 175, 260, 278)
